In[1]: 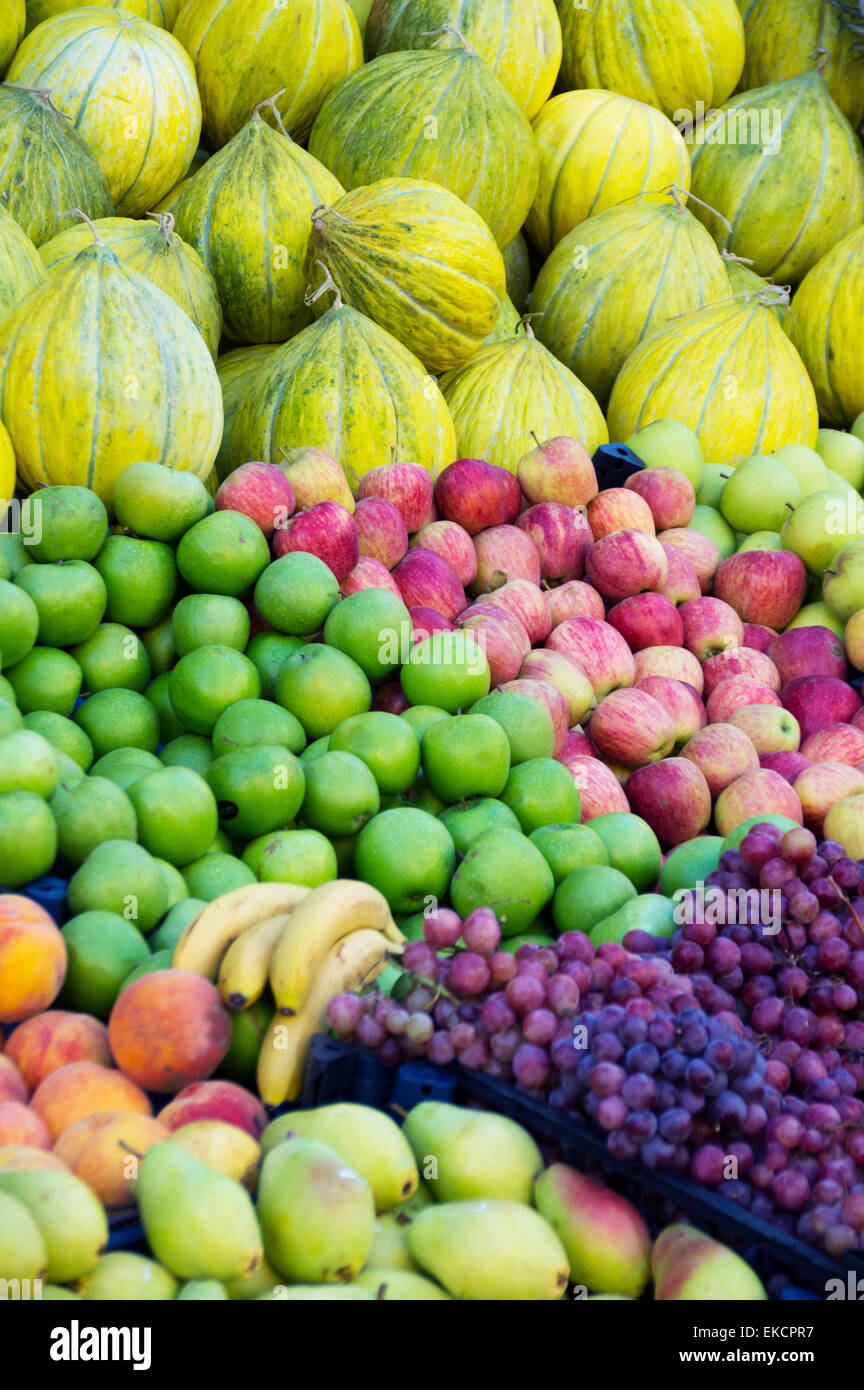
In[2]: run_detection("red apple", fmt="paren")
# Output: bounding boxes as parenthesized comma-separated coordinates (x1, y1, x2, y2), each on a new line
(659, 543, 702, 605)
(515, 503, 592, 583)
(279, 446, 355, 512)
(625, 467, 695, 531)
(471, 524, 541, 595)
(854, 708, 864, 734)
(273, 500, 359, 580)
(520, 649, 594, 725)
(409, 606, 457, 644)
(372, 677, 409, 714)
(558, 754, 629, 818)
(216, 461, 296, 536)
(547, 580, 605, 626)
(589, 689, 676, 768)
(393, 548, 466, 620)
(459, 602, 530, 658)
(435, 458, 520, 535)
(760, 750, 812, 784)
(701, 647, 781, 696)
(632, 645, 704, 694)
(728, 704, 801, 755)
(587, 488, 655, 540)
(547, 617, 636, 698)
(767, 626, 847, 684)
(341, 556, 402, 597)
(714, 770, 803, 839)
(500, 678, 569, 754)
(516, 435, 598, 508)
(793, 761, 864, 833)
(358, 462, 433, 532)
(353, 496, 409, 569)
(625, 758, 712, 847)
(419, 498, 439, 529)
(706, 677, 782, 725)
(679, 597, 744, 662)
(457, 613, 524, 685)
(559, 728, 594, 761)
(658, 528, 722, 594)
(714, 551, 808, 629)
(780, 676, 862, 741)
(802, 723, 864, 766)
(410, 519, 477, 588)
(607, 593, 684, 652)
(742, 623, 778, 654)
(481, 580, 552, 645)
(681, 723, 760, 798)
(584, 529, 667, 601)
(635, 676, 706, 747)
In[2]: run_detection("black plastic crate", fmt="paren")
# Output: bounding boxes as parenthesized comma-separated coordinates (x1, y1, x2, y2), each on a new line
(592, 442, 646, 489)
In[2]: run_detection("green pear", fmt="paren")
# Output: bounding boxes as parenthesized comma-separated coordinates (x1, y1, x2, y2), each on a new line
(781, 490, 864, 575)
(402, 1102, 542, 1203)
(0, 1170, 107, 1284)
(0, 1191, 47, 1281)
(771, 443, 828, 498)
(41, 1284, 82, 1300)
(695, 461, 731, 508)
(816, 428, 864, 490)
(261, 1103, 418, 1211)
(354, 1269, 451, 1300)
(652, 1224, 767, 1300)
(852, 410, 864, 446)
(823, 540, 864, 621)
(824, 467, 861, 501)
(177, 1280, 230, 1300)
(257, 1285, 375, 1300)
(534, 1165, 651, 1297)
(224, 1257, 282, 1300)
(407, 1200, 569, 1300)
(76, 1251, 178, 1301)
(137, 1143, 263, 1283)
(720, 455, 800, 534)
(626, 420, 703, 489)
(737, 530, 782, 552)
(365, 1211, 418, 1272)
(257, 1137, 375, 1284)
(687, 504, 736, 557)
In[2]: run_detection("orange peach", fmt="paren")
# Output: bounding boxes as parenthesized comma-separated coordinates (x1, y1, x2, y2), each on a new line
(0, 1054, 28, 1103)
(5, 1010, 111, 1092)
(30, 1061, 151, 1141)
(157, 1080, 268, 1140)
(0, 1144, 70, 1173)
(0, 1099, 52, 1149)
(108, 971, 233, 1094)
(55, 1111, 170, 1208)
(0, 896, 67, 1024)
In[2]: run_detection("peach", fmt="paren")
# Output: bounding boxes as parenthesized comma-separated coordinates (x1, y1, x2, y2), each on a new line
(156, 1080, 268, 1140)
(0, 1100, 52, 1148)
(5, 1010, 111, 1093)
(108, 971, 233, 1094)
(0, 896, 67, 1024)
(55, 1111, 170, 1208)
(0, 1054, 28, 1103)
(792, 762, 864, 834)
(0, 1144, 70, 1173)
(705, 678, 781, 725)
(30, 1062, 151, 1141)
(714, 770, 803, 838)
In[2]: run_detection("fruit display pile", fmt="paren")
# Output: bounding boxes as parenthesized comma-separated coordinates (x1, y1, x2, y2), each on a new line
(3, 0, 864, 1304)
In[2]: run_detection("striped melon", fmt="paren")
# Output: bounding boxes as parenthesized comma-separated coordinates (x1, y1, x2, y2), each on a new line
(723, 253, 788, 323)
(503, 232, 532, 314)
(532, 197, 730, 409)
(559, 0, 745, 122)
(38, 214, 222, 358)
(231, 278, 456, 487)
(7, 9, 201, 217)
(25, 0, 180, 31)
(215, 344, 279, 481)
(174, 104, 344, 344)
(440, 325, 608, 473)
(346, 0, 374, 32)
(0, 229, 222, 502)
(482, 296, 521, 350)
(0, 86, 113, 247)
(1, 4, 24, 75)
(526, 89, 691, 257)
(309, 42, 539, 248)
(309, 179, 506, 374)
(607, 293, 818, 465)
(0, 203, 47, 330)
(689, 71, 864, 284)
(786, 226, 864, 427)
(736, 0, 864, 127)
(365, 0, 563, 120)
(0, 419, 14, 507)
(174, 0, 362, 147)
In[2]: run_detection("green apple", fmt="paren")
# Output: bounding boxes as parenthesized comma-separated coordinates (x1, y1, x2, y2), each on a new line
(254, 552, 340, 637)
(172, 594, 250, 656)
(207, 743, 306, 839)
(438, 797, 520, 856)
(589, 812, 662, 892)
(528, 823, 609, 885)
(329, 711, 420, 794)
(15, 559, 107, 646)
(470, 690, 555, 764)
(815, 428, 864, 491)
(24, 485, 109, 562)
(687, 504, 736, 557)
(719, 455, 800, 534)
(823, 540, 864, 622)
(450, 827, 554, 935)
(771, 443, 828, 499)
(275, 644, 371, 739)
(626, 419, 703, 489)
(737, 530, 783, 552)
(420, 713, 511, 803)
(400, 705, 451, 741)
(300, 749, 380, 837)
(401, 630, 490, 713)
(785, 601, 845, 637)
(695, 462, 731, 509)
(112, 461, 210, 543)
(659, 836, 724, 897)
(500, 757, 581, 834)
(354, 807, 456, 914)
(781, 490, 864, 575)
(323, 587, 412, 683)
(553, 865, 636, 935)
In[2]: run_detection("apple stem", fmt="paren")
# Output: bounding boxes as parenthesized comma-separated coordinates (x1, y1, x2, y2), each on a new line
(530, 430, 542, 449)
(304, 259, 343, 312)
(62, 207, 104, 246)
(252, 89, 290, 138)
(421, 23, 474, 54)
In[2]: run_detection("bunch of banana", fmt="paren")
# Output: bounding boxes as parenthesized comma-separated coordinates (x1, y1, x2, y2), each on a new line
(257, 881, 405, 1107)
(172, 882, 312, 998)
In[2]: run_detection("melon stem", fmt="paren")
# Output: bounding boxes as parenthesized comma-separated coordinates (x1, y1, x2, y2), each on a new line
(809, 47, 831, 75)
(252, 89, 290, 138)
(62, 207, 104, 246)
(421, 24, 474, 54)
(305, 259, 343, 312)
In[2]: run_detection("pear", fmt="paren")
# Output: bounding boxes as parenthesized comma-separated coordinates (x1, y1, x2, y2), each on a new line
(257, 1136, 375, 1283)
(365, 1211, 418, 1272)
(652, 1224, 767, 1300)
(262, 1103, 418, 1211)
(224, 1256, 282, 1300)
(257, 1285, 375, 1300)
(534, 1164, 651, 1297)
(400, 1178, 434, 1212)
(0, 1170, 107, 1284)
(41, 1285, 82, 1300)
(0, 1191, 47, 1281)
(354, 1269, 451, 1301)
(76, 1251, 178, 1301)
(137, 1143, 263, 1283)
(178, 1280, 230, 1300)
(402, 1102, 542, 1203)
(407, 1200, 569, 1300)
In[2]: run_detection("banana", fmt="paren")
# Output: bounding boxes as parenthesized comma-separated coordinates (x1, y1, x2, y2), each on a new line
(269, 879, 402, 1017)
(257, 928, 391, 1107)
(218, 913, 292, 1011)
(173, 882, 311, 980)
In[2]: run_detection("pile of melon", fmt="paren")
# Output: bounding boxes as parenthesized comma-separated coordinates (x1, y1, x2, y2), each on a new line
(0, 0, 863, 506)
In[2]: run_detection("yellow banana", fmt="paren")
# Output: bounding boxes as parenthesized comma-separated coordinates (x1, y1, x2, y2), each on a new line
(269, 879, 402, 1017)
(218, 914, 292, 1011)
(173, 882, 310, 980)
(257, 928, 391, 1107)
